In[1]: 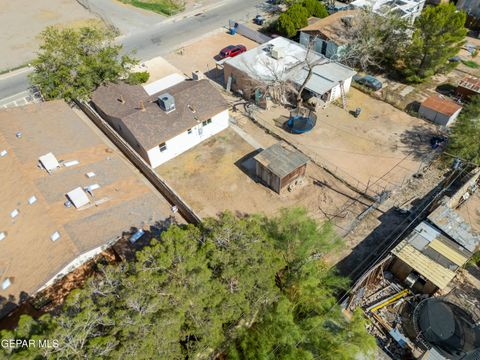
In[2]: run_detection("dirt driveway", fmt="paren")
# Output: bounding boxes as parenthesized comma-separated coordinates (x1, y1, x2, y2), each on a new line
(251, 88, 439, 195)
(156, 127, 370, 232)
(164, 30, 259, 80)
(0, 0, 106, 70)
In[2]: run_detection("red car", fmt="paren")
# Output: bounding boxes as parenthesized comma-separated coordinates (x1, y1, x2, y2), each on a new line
(219, 45, 246, 59)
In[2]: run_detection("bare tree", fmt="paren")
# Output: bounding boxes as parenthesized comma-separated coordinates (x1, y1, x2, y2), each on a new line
(339, 8, 411, 71)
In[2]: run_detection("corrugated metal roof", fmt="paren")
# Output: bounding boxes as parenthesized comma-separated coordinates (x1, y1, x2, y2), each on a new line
(420, 95, 462, 116)
(254, 143, 309, 178)
(428, 205, 480, 253)
(429, 239, 468, 267)
(458, 76, 480, 94)
(392, 220, 471, 289)
(392, 242, 456, 289)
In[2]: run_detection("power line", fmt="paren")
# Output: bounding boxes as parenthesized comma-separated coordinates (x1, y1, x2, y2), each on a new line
(266, 164, 470, 359)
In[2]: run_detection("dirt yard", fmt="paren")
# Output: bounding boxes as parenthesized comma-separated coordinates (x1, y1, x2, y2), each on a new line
(251, 88, 439, 196)
(164, 30, 259, 80)
(0, 0, 104, 70)
(156, 127, 371, 233)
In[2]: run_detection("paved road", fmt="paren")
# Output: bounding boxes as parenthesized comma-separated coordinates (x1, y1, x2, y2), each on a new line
(0, 0, 265, 102)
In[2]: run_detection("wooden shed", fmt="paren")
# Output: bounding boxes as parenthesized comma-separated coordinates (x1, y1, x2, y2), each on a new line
(418, 95, 462, 127)
(254, 143, 309, 194)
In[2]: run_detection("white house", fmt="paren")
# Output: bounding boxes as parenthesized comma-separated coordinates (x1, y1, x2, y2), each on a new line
(92, 78, 229, 168)
(223, 37, 356, 106)
(350, 0, 425, 22)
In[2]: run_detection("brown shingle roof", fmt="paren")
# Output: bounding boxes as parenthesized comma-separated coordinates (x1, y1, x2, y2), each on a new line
(300, 11, 359, 44)
(421, 95, 462, 116)
(0, 101, 172, 308)
(92, 79, 228, 150)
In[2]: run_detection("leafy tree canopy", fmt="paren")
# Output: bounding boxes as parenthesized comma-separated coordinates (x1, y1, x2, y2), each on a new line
(1, 209, 374, 359)
(402, 3, 467, 82)
(446, 95, 480, 165)
(29, 26, 137, 101)
(276, 1, 328, 37)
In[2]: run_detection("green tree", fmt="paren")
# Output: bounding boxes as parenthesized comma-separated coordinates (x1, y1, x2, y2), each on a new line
(277, 4, 309, 37)
(30, 26, 137, 101)
(402, 3, 467, 82)
(1, 209, 375, 359)
(302, 0, 328, 18)
(446, 95, 480, 165)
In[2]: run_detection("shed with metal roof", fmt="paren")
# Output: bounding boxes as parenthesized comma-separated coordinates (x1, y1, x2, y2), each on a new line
(254, 143, 309, 194)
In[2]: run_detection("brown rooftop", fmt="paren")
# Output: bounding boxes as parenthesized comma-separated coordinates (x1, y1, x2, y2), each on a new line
(421, 95, 462, 116)
(458, 76, 480, 94)
(300, 10, 359, 44)
(0, 101, 172, 311)
(92, 79, 228, 150)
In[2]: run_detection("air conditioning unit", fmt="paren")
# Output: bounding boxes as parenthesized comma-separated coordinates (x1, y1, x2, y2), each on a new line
(157, 93, 176, 113)
(271, 47, 285, 60)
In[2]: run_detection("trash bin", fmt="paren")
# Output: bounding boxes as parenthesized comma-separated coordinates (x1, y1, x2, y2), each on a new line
(230, 27, 237, 35)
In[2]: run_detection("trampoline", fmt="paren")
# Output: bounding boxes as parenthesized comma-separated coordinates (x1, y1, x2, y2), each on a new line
(286, 115, 316, 134)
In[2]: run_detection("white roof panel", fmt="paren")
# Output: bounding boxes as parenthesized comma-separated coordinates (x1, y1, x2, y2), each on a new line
(66, 187, 90, 208)
(143, 73, 186, 96)
(39, 152, 60, 171)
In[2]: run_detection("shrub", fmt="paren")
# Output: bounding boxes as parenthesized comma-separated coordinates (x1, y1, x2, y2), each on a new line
(126, 71, 150, 85)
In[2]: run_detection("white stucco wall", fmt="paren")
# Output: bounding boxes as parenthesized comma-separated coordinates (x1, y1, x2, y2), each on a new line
(329, 77, 352, 101)
(147, 109, 229, 168)
(37, 239, 118, 293)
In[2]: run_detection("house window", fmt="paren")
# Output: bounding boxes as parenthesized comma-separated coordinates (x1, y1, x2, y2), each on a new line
(202, 119, 212, 127)
(159, 142, 167, 152)
(187, 128, 192, 134)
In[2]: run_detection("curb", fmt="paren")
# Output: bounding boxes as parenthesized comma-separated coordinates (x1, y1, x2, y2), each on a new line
(163, 0, 229, 24)
(0, 66, 33, 81)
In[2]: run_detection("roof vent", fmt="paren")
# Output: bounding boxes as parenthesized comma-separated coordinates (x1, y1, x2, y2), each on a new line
(271, 47, 285, 60)
(157, 93, 176, 113)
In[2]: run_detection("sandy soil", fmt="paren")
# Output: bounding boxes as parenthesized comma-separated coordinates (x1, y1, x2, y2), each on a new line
(253, 88, 438, 195)
(0, 0, 102, 70)
(164, 31, 260, 76)
(157, 127, 370, 234)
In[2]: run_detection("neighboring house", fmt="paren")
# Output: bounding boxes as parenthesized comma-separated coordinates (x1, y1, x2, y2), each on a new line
(457, 0, 480, 25)
(0, 101, 173, 316)
(253, 143, 309, 194)
(299, 11, 359, 59)
(223, 37, 356, 106)
(455, 75, 480, 101)
(418, 95, 462, 127)
(350, 0, 425, 22)
(92, 78, 229, 168)
(389, 173, 480, 294)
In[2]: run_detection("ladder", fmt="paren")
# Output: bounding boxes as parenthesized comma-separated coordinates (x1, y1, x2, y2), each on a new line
(339, 81, 347, 109)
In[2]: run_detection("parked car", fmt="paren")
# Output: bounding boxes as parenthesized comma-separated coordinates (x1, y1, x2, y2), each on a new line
(353, 75, 383, 91)
(219, 45, 247, 59)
